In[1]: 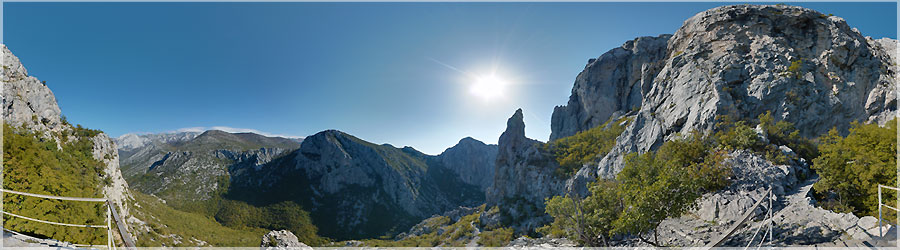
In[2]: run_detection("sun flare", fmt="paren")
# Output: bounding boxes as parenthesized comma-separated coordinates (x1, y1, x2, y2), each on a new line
(470, 74, 507, 101)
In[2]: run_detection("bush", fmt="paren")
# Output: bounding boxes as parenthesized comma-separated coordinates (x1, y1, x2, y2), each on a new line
(546, 117, 630, 177)
(758, 111, 818, 160)
(715, 116, 764, 151)
(714, 112, 816, 165)
(477, 227, 514, 247)
(788, 59, 803, 78)
(348, 205, 486, 247)
(812, 119, 897, 218)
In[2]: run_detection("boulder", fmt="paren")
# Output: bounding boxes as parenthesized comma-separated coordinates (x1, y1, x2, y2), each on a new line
(260, 230, 312, 249)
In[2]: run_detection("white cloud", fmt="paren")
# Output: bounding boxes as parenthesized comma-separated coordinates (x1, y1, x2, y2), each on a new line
(175, 127, 207, 133)
(170, 126, 304, 139)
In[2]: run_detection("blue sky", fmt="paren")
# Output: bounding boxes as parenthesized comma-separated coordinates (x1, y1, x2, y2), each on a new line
(3, 2, 896, 154)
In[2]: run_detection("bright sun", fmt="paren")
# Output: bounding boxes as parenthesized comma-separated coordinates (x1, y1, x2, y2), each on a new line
(470, 74, 507, 101)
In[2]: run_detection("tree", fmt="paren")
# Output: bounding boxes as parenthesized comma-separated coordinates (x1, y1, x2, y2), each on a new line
(542, 180, 622, 246)
(812, 119, 897, 217)
(612, 134, 728, 246)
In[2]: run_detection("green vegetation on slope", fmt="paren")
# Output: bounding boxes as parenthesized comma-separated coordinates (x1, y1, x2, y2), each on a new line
(541, 131, 731, 246)
(214, 199, 327, 246)
(812, 119, 898, 217)
(2, 123, 108, 245)
(477, 227, 515, 247)
(714, 111, 817, 164)
(129, 192, 267, 247)
(546, 117, 630, 177)
(338, 205, 505, 247)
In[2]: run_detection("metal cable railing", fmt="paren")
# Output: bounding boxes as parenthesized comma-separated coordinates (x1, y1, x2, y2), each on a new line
(1, 188, 117, 250)
(878, 184, 899, 237)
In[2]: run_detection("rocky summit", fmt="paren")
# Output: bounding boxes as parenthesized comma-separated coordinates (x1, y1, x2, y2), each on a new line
(487, 109, 566, 232)
(569, 4, 897, 180)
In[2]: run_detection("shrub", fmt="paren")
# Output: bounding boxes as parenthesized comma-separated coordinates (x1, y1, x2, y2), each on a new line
(477, 227, 514, 247)
(788, 59, 803, 78)
(714, 116, 764, 151)
(758, 111, 818, 160)
(714, 112, 815, 164)
(546, 117, 630, 178)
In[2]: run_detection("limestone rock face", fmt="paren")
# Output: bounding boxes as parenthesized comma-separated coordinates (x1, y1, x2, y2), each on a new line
(550, 35, 671, 141)
(436, 137, 498, 192)
(486, 109, 566, 232)
(261, 230, 312, 249)
(591, 4, 898, 178)
(1, 45, 64, 136)
(1, 44, 137, 233)
(91, 133, 134, 220)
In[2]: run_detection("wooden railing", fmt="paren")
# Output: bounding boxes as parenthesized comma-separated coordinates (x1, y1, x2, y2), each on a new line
(703, 186, 774, 249)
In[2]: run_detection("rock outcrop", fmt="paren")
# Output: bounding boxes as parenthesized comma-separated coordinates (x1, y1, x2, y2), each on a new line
(2, 45, 64, 137)
(486, 109, 566, 232)
(546, 4, 898, 180)
(437, 137, 499, 192)
(261, 230, 313, 249)
(1, 44, 136, 232)
(550, 35, 671, 141)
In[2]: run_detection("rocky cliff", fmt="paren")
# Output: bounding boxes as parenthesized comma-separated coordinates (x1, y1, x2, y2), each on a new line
(1, 44, 136, 232)
(550, 35, 671, 141)
(544, 4, 898, 181)
(486, 109, 566, 232)
(436, 137, 499, 192)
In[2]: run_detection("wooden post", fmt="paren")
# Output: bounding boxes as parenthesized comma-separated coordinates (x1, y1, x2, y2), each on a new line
(879, 186, 883, 237)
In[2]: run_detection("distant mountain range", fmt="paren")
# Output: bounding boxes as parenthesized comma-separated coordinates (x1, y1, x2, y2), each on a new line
(115, 128, 497, 239)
